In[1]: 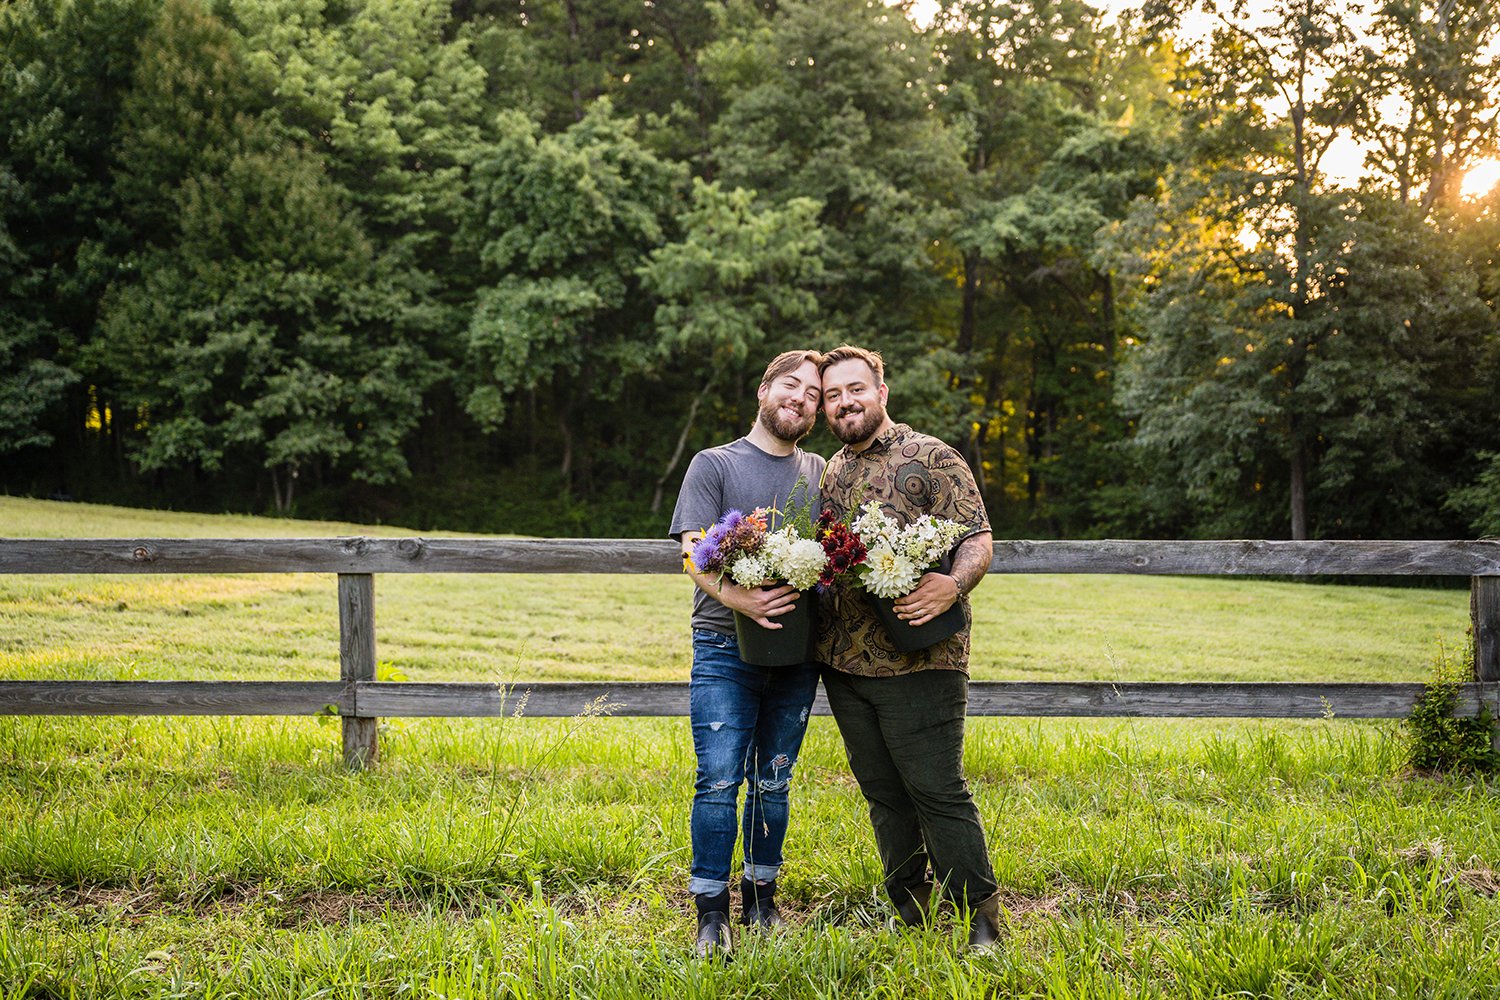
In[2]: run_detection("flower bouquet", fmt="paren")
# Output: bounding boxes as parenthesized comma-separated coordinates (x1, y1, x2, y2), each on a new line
(839, 501, 970, 653)
(691, 482, 827, 666)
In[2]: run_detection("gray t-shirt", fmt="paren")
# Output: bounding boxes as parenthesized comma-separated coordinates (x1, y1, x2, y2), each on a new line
(668, 437, 826, 635)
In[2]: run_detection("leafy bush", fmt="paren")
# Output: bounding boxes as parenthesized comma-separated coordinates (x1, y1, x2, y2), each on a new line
(1404, 636, 1499, 774)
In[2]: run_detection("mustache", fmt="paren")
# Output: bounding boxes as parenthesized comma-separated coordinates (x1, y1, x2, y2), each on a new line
(836, 405, 864, 418)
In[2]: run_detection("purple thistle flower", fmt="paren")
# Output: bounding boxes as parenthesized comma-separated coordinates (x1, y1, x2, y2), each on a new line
(691, 513, 739, 573)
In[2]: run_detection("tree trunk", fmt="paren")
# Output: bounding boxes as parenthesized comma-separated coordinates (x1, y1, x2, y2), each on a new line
(970, 420, 989, 497)
(651, 381, 713, 514)
(564, 0, 584, 122)
(956, 251, 979, 359)
(558, 417, 574, 489)
(1289, 439, 1308, 540)
(269, 464, 296, 514)
(1098, 270, 1116, 359)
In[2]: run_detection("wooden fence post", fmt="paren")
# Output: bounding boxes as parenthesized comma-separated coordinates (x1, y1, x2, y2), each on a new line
(1473, 576, 1500, 750)
(339, 573, 378, 769)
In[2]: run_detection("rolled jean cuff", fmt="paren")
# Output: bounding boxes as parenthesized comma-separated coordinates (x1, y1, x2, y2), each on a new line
(743, 862, 781, 883)
(688, 876, 729, 896)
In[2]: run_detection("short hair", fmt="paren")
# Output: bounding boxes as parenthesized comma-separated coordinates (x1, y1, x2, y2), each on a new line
(817, 345, 884, 384)
(760, 349, 825, 388)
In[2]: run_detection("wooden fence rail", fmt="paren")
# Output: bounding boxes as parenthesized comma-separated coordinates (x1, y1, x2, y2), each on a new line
(2, 538, 1498, 768)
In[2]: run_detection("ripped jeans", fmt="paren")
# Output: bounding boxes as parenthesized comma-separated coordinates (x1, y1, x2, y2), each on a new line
(688, 628, 820, 896)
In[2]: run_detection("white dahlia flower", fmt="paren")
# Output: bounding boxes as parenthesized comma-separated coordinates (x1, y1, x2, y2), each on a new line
(864, 541, 921, 599)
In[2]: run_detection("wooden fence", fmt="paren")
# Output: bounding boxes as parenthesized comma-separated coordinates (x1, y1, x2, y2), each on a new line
(2, 537, 1498, 768)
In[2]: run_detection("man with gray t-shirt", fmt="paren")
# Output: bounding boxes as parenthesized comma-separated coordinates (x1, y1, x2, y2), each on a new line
(669, 350, 826, 959)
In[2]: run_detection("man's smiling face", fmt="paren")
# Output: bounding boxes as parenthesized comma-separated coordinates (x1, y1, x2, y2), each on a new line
(820, 358, 887, 445)
(757, 359, 821, 442)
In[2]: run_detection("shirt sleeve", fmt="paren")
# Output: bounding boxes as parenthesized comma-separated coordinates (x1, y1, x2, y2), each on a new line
(667, 450, 724, 540)
(923, 442, 990, 537)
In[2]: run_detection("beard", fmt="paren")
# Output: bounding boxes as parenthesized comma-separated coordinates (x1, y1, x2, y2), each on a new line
(759, 398, 815, 442)
(829, 402, 885, 445)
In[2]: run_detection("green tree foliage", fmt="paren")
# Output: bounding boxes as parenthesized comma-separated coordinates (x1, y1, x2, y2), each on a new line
(925, 1, 1175, 532)
(639, 179, 827, 509)
(706, 0, 966, 358)
(1110, 0, 1496, 539)
(1355, 0, 1500, 214)
(465, 103, 685, 490)
(227, 0, 489, 354)
(1, 0, 1495, 538)
(103, 147, 428, 511)
(95, 0, 428, 511)
(643, 179, 826, 367)
(0, 0, 155, 457)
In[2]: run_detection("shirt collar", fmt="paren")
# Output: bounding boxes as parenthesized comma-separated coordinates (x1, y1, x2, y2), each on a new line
(850, 422, 909, 458)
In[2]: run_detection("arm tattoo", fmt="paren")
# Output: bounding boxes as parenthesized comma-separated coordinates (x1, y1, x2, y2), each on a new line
(949, 533, 993, 596)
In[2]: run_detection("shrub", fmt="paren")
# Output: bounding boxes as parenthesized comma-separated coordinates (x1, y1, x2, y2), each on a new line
(1404, 635, 1499, 774)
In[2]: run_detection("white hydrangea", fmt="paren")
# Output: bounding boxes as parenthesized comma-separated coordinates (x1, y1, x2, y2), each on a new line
(776, 537, 827, 592)
(728, 553, 769, 588)
(864, 541, 922, 599)
(759, 530, 791, 569)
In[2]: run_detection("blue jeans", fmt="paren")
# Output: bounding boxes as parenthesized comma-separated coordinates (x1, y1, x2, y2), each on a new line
(688, 628, 819, 896)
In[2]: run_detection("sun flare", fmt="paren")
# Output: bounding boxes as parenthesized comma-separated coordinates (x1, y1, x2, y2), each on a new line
(1462, 159, 1500, 199)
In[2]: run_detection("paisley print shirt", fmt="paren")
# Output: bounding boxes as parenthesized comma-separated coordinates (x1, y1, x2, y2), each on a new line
(817, 423, 990, 676)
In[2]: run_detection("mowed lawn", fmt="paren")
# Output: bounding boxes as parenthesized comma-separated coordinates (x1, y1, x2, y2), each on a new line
(0, 496, 1470, 684)
(1, 497, 1497, 997)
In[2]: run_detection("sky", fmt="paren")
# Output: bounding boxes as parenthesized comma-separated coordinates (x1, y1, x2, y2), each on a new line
(899, 0, 1500, 197)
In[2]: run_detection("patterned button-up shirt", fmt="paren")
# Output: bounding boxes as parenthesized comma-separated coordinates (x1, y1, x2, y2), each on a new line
(817, 423, 990, 676)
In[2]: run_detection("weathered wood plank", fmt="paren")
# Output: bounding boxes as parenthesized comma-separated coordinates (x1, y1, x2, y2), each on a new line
(1472, 577, 1500, 753)
(0, 681, 349, 715)
(340, 574, 378, 769)
(350, 681, 1500, 720)
(961, 681, 1498, 718)
(988, 539, 1500, 576)
(4, 680, 1494, 720)
(352, 681, 700, 718)
(3, 537, 1498, 576)
(0, 538, 682, 575)
(1474, 577, 1500, 684)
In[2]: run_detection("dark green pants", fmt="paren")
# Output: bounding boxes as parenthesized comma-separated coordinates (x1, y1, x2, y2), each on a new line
(821, 667, 998, 909)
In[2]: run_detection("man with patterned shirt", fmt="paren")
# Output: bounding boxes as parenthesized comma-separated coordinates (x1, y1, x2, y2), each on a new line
(816, 344, 1002, 950)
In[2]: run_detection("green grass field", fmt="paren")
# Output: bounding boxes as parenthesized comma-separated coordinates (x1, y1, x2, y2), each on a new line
(1, 497, 1496, 997)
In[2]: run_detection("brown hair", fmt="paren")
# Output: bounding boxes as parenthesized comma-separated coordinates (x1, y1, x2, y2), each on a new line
(817, 345, 884, 384)
(760, 349, 824, 388)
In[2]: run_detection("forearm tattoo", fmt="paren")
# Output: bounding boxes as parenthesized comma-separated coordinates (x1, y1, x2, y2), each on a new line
(949, 535, 993, 596)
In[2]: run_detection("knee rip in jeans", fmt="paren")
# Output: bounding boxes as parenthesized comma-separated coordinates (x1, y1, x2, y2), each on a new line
(756, 776, 791, 794)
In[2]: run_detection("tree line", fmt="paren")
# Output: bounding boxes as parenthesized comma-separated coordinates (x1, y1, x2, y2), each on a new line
(2, 0, 1497, 539)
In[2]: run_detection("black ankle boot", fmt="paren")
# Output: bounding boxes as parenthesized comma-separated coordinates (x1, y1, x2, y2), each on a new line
(694, 889, 733, 959)
(740, 877, 786, 930)
(966, 894, 1003, 952)
(890, 881, 934, 928)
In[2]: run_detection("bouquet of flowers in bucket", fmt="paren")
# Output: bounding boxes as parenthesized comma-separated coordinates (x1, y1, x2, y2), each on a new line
(690, 478, 828, 667)
(841, 501, 967, 599)
(690, 480, 828, 592)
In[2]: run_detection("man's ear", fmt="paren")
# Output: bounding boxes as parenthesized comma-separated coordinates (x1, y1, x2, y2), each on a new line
(756, 381, 769, 403)
(878, 382, 889, 406)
